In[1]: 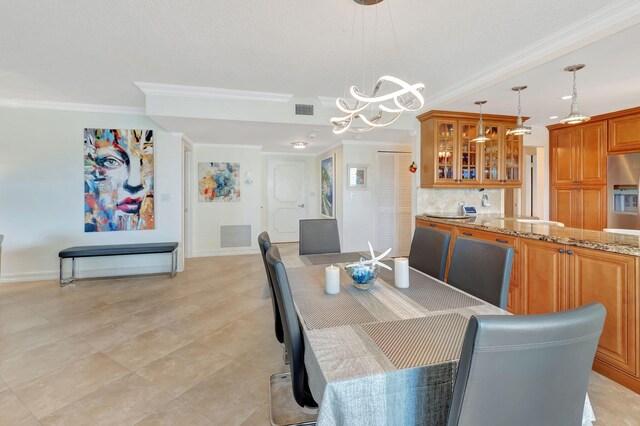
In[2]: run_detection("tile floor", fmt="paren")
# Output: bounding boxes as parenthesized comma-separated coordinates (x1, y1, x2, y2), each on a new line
(0, 243, 637, 425)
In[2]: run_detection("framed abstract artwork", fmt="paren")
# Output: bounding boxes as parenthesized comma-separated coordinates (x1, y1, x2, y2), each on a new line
(198, 162, 241, 202)
(84, 128, 154, 232)
(347, 164, 368, 189)
(320, 154, 335, 218)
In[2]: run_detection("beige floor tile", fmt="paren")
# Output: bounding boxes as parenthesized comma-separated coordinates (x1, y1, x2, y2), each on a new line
(0, 323, 70, 362)
(48, 303, 133, 335)
(13, 352, 130, 419)
(588, 372, 640, 425)
(179, 360, 269, 425)
(137, 342, 232, 397)
(40, 373, 172, 426)
(132, 301, 202, 328)
(240, 402, 270, 426)
(0, 303, 51, 338)
(76, 313, 162, 352)
(0, 378, 7, 392)
(106, 327, 194, 371)
(134, 399, 211, 426)
(0, 336, 97, 389)
(0, 389, 40, 425)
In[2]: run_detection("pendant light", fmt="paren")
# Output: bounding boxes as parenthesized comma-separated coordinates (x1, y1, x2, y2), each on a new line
(330, 0, 425, 134)
(560, 64, 590, 125)
(471, 101, 490, 143)
(506, 86, 532, 136)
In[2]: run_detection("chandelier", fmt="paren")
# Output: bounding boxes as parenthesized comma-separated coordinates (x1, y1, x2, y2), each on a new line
(471, 101, 490, 143)
(330, 0, 425, 134)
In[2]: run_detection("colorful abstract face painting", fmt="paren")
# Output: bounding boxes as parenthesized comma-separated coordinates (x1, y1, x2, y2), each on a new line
(84, 129, 154, 232)
(198, 162, 241, 202)
(321, 155, 334, 218)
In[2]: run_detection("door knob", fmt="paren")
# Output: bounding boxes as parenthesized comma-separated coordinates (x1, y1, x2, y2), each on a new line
(297, 203, 305, 208)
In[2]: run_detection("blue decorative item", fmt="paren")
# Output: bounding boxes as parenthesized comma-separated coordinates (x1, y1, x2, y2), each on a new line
(346, 263, 380, 290)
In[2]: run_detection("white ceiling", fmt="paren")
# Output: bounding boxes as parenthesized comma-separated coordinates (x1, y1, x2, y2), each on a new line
(152, 116, 413, 154)
(1, 0, 639, 147)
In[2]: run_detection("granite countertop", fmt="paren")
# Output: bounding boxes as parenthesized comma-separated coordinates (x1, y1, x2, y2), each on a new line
(416, 213, 640, 257)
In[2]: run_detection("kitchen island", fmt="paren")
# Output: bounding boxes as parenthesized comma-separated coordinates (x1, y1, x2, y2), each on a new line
(416, 214, 640, 393)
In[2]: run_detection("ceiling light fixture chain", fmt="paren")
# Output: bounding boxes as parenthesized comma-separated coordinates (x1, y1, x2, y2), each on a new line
(471, 101, 490, 143)
(330, 0, 425, 134)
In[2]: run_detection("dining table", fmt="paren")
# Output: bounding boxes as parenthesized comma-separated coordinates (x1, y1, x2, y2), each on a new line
(282, 251, 597, 426)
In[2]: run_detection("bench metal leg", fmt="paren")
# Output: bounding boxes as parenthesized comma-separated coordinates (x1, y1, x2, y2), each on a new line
(170, 249, 177, 278)
(59, 257, 76, 287)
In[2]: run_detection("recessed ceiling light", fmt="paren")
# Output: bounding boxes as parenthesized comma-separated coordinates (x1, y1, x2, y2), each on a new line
(291, 142, 308, 149)
(549, 116, 558, 119)
(560, 95, 573, 100)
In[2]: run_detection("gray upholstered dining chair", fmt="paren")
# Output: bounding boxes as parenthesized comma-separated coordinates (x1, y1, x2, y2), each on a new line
(266, 245, 318, 425)
(299, 219, 341, 255)
(448, 302, 606, 426)
(257, 232, 285, 351)
(446, 237, 514, 309)
(408, 226, 451, 280)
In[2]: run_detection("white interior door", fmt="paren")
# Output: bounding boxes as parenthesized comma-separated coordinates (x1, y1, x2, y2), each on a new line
(376, 152, 412, 257)
(267, 158, 308, 242)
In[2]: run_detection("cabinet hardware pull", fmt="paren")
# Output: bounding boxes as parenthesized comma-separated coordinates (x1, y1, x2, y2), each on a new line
(558, 248, 565, 253)
(463, 232, 473, 236)
(496, 239, 509, 244)
(429, 224, 436, 227)
(567, 250, 573, 255)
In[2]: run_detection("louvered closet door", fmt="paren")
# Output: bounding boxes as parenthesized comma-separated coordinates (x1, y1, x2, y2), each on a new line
(376, 152, 413, 257)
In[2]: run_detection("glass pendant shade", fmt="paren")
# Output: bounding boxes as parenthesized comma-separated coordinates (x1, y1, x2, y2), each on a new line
(560, 64, 590, 125)
(472, 101, 490, 143)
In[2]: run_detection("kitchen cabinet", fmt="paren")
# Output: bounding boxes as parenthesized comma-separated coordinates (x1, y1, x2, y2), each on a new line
(418, 111, 523, 188)
(549, 120, 607, 229)
(550, 120, 607, 186)
(569, 248, 637, 377)
(609, 111, 640, 153)
(551, 186, 606, 230)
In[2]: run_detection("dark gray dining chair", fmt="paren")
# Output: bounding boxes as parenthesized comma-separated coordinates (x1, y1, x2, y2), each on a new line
(299, 219, 340, 255)
(447, 237, 514, 309)
(258, 232, 285, 348)
(409, 226, 451, 280)
(266, 245, 318, 425)
(448, 303, 606, 426)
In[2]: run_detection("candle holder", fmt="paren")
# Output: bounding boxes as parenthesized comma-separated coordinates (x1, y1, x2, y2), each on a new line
(346, 264, 380, 290)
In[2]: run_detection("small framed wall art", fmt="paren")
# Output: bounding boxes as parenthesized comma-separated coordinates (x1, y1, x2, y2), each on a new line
(347, 164, 368, 189)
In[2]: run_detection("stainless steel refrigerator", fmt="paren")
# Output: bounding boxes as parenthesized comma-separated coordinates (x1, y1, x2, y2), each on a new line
(607, 153, 640, 230)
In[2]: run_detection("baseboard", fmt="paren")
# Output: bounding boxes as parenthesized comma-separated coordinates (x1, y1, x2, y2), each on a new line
(192, 248, 260, 257)
(0, 264, 185, 284)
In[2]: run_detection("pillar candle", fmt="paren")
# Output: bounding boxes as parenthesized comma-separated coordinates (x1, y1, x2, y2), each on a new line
(325, 264, 341, 294)
(394, 258, 410, 288)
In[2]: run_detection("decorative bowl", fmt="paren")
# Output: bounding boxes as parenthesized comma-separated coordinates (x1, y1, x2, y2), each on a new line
(346, 264, 379, 290)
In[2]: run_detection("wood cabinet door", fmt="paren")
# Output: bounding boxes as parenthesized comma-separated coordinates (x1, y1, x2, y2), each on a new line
(434, 121, 458, 185)
(458, 122, 481, 185)
(551, 187, 576, 227)
(520, 239, 568, 314)
(481, 122, 502, 185)
(576, 121, 607, 185)
(577, 187, 606, 231)
(609, 113, 640, 153)
(569, 248, 637, 375)
(551, 127, 576, 186)
(502, 126, 522, 186)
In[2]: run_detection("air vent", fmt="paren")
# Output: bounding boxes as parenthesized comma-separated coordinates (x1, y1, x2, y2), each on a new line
(295, 104, 314, 116)
(220, 225, 251, 248)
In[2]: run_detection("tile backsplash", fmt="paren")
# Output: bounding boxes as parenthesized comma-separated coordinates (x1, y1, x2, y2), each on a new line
(416, 188, 503, 214)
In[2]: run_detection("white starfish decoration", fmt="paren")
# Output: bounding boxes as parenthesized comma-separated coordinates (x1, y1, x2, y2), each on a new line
(346, 241, 392, 271)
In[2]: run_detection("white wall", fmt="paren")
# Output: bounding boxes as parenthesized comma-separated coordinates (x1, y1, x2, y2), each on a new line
(0, 107, 184, 282)
(523, 125, 550, 220)
(190, 144, 262, 256)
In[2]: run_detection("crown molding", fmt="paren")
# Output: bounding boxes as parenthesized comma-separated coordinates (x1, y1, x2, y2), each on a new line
(318, 96, 338, 108)
(0, 98, 145, 115)
(191, 142, 263, 150)
(134, 82, 293, 103)
(341, 140, 412, 147)
(423, 0, 640, 109)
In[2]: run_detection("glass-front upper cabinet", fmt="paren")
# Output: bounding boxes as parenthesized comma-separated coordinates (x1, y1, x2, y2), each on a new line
(435, 121, 456, 183)
(459, 122, 480, 184)
(482, 123, 501, 184)
(503, 128, 521, 184)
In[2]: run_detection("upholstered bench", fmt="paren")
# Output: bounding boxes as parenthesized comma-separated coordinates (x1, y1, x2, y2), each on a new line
(58, 242, 178, 286)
